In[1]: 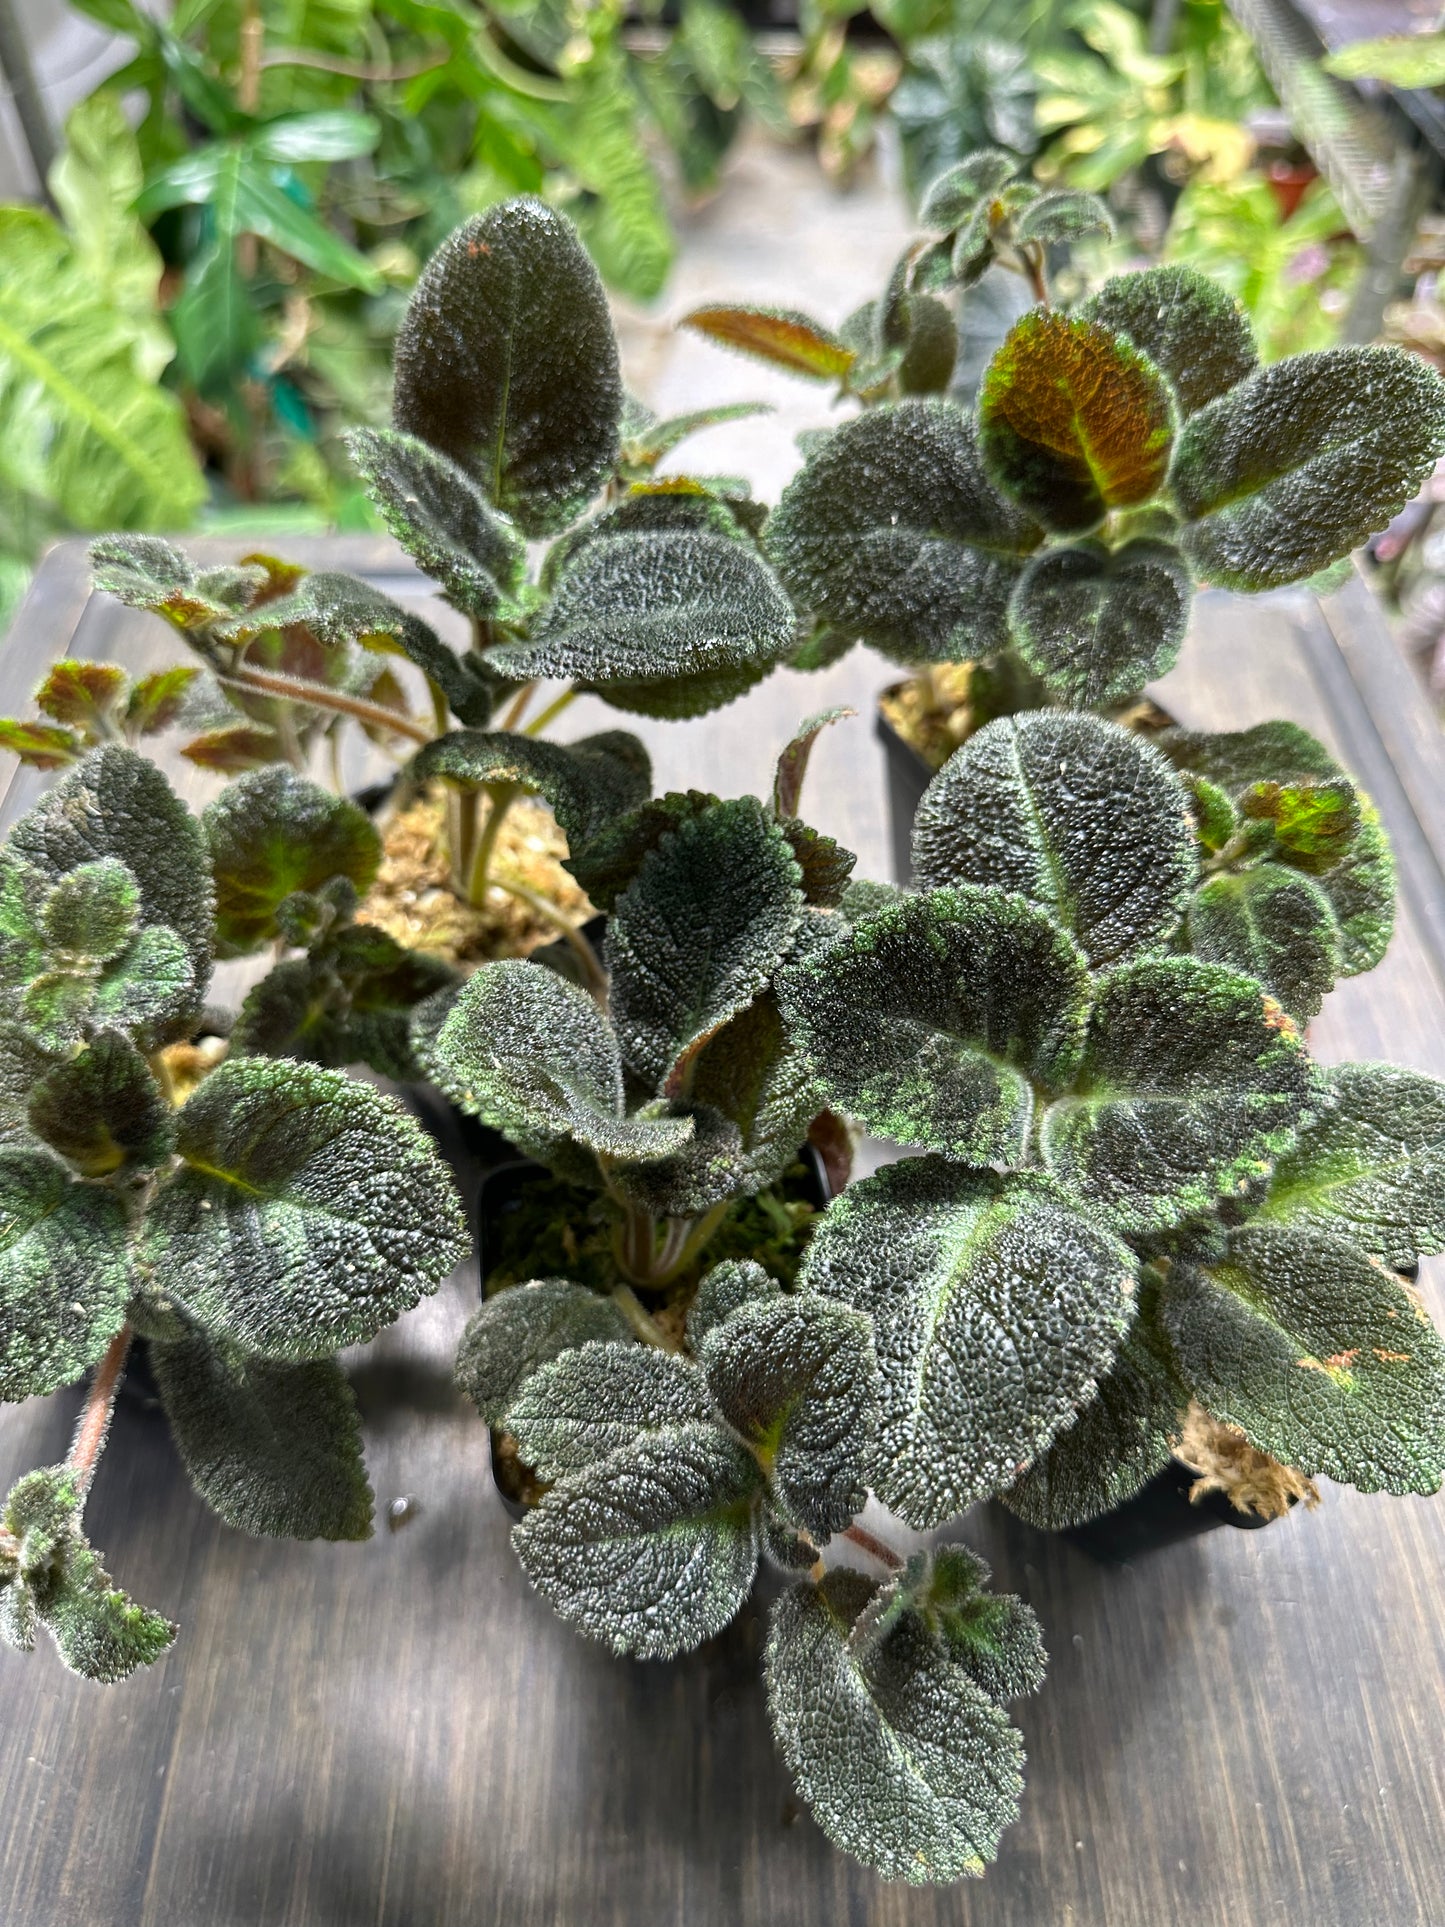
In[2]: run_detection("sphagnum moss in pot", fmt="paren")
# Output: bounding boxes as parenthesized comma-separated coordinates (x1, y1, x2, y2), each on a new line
(682, 147, 1445, 860)
(433, 700, 1445, 1883)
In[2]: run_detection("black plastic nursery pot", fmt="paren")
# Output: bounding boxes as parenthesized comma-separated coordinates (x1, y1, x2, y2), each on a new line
(478, 1143, 835, 1522)
(876, 701, 935, 885)
(1055, 1458, 1288, 1565)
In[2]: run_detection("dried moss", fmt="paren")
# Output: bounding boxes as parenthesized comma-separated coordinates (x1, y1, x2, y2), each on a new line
(1173, 1401, 1321, 1520)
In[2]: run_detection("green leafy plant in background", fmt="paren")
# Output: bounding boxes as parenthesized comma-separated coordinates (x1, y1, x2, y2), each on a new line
(0, 746, 466, 1680)
(1164, 169, 1362, 361)
(0, 93, 205, 631)
(687, 149, 1445, 734)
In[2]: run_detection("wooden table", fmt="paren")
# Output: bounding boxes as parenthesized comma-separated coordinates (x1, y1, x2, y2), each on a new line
(1, 537, 1443, 1927)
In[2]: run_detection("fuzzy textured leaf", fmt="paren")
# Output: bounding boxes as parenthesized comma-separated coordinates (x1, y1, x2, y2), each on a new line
(606, 799, 804, 1087)
(766, 1568, 1025, 1884)
(1162, 1224, 1445, 1494)
(686, 1258, 781, 1350)
(779, 886, 1090, 1164)
(408, 729, 650, 850)
(702, 1294, 879, 1536)
(346, 427, 526, 617)
(457, 1280, 630, 1425)
(1008, 538, 1191, 706)
(1186, 864, 1340, 1019)
(506, 1341, 713, 1479)
(912, 713, 1196, 968)
(153, 1333, 373, 1540)
(390, 199, 622, 536)
(490, 531, 795, 693)
(0, 1149, 131, 1400)
(27, 1030, 173, 1177)
(680, 305, 854, 380)
(1079, 266, 1257, 418)
(512, 1424, 760, 1658)
(1039, 956, 1315, 1234)
(420, 960, 691, 1167)
(800, 1158, 1137, 1528)
(140, 1058, 466, 1358)
(1171, 346, 1445, 590)
(766, 401, 1042, 664)
(204, 767, 380, 958)
(978, 311, 1175, 532)
(1259, 1062, 1445, 1266)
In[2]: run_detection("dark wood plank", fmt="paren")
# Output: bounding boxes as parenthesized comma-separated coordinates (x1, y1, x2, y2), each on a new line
(1, 548, 1442, 1927)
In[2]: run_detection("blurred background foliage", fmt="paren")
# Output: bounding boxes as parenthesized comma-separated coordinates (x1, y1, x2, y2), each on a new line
(0, 0, 1389, 630)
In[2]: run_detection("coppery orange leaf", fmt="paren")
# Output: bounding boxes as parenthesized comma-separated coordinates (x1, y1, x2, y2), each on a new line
(680, 306, 855, 382)
(978, 311, 1174, 533)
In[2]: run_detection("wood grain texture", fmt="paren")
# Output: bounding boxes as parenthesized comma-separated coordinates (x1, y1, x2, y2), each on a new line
(0, 541, 1442, 1927)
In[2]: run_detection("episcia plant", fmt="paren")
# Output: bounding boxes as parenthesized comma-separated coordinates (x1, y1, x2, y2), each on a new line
(0, 746, 468, 1682)
(428, 720, 1048, 1885)
(0, 195, 796, 971)
(441, 707, 1445, 1886)
(683, 147, 1445, 734)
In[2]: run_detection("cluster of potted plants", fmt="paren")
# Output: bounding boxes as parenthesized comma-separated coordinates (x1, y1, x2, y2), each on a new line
(4, 167, 1445, 1888)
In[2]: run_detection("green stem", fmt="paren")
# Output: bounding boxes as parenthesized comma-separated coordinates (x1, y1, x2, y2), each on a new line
(499, 681, 537, 731)
(610, 1284, 679, 1351)
(447, 785, 479, 898)
(523, 687, 579, 738)
(467, 784, 520, 906)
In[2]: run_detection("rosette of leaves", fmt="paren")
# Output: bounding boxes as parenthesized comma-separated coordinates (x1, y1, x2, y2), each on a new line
(778, 707, 1445, 1534)
(685, 148, 1445, 711)
(0, 748, 467, 1682)
(420, 729, 854, 1289)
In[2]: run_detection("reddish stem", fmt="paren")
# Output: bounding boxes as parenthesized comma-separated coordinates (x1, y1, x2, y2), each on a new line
(213, 666, 430, 745)
(842, 1522, 904, 1571)
(69, 1324, 133, 1497)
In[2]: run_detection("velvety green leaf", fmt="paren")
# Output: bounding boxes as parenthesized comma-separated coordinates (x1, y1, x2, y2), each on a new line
(140, 1058, 466, 1359)
(765, 1568, 1025, 1884)
(778, 887, 1090, 1165)
(2, 1467, 175, 1681)
(512, 1423, 761, 1658)
(489, 530, 795, 691)
(909, 1546, 1047, 1704)
(800, 1159, 1136, 1527)
(618, 399, 774, 474)
(565, 791, 718, 914)
(1079, 266, 1257, 418)
(457, 1280, 631, 1426)
(680, 305, 855, 380)
(1155, 721, 1395, 975)
(89, 535, 260, 631)
(203, 767, 380, 958)
(346, 427, 526, 619)
(41, 858, 140, 963)
(0, 1149, 131, 1400)
(777, 821, 856, 910)
(766, 401, 1042, 664)
(233, 927, 457, 1081)
(506, 1341, 713, 1479)
(686, 1258, 781, 1350)
(1002, 1282, 1190, 1528)
(126, 666, 199, 737)
(1039, 956, 1316, 1234)
(1162, 1224, 1445, 1494)
(701, 1293, 878, 1536)
(689, 992, 824, 1193)
(607, 1101, 747, 1216)
(1008, 538, 1191, 706)
(978, 311, 1175, 533)
(1014, 191, 1113, 245)
(1258, 1062, 1445, 1266)
(1186, 864, 1340, 1019)
(408, 729, 651, 850)
(919, 150, 1018, 230)
(1171, 346, 1445, 590)
(899, 297, 959, 397)
(572, 659, 776, 722)
(606, 799, 804, 1087)
(153, 1333, 372, 1540)
(912, 713, 1196, 968)
(7, 747, 212, 1026)
(420, 959, 691, 1168)
(27, 1031, 173, 1177)
(391, 200, 622, 536)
